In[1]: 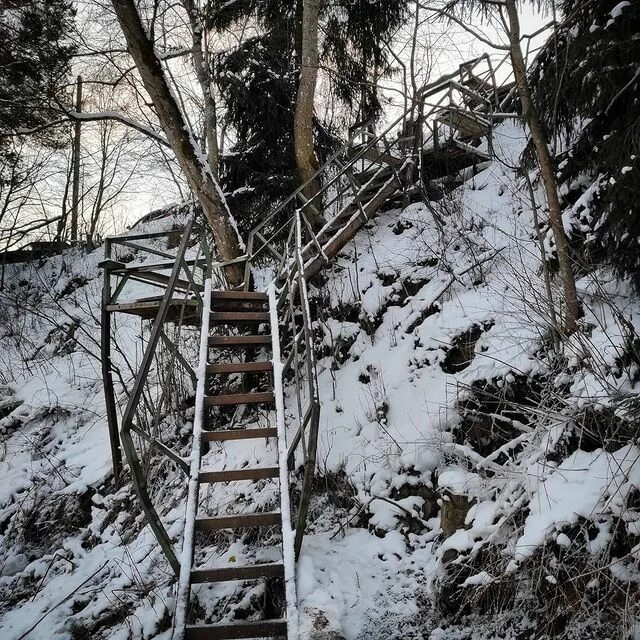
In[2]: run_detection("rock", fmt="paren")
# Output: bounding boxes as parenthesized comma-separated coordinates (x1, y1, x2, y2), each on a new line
(303, 609, 347, 640)
(440, 491, 475, 538)
(1, 553, 28, 576)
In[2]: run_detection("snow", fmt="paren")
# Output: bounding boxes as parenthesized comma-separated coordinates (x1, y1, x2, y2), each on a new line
(509, 445, 640, 568)
(2, 117, 640, 639)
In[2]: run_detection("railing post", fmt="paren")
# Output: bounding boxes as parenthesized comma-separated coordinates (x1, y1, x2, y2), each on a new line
(101, 237, 123, 482)
(119, 218, 197, 575)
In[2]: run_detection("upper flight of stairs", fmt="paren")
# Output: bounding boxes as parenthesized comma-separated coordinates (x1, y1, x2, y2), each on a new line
(173, 287, 296, 640)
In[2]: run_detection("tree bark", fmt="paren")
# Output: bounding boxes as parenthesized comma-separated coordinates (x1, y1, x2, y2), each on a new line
(111, 0, 244, 286)
(505, 0, 580, 334)
(181, 0, 219, 174)
(294, 0, 325, 230)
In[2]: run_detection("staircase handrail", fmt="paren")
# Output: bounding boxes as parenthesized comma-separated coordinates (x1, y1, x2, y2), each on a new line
(105, 216, 202, 574)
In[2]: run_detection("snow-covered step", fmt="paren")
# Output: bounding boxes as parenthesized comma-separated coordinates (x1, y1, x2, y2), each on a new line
(210, 311, 270, 323)
(206, 361, 273, 374)
(211, 290, 268, 301)
(205, 392, 274, 406)
(208, 335, 272, 348)
(199, 467, 279, 483)
(202, 427, 278, 441)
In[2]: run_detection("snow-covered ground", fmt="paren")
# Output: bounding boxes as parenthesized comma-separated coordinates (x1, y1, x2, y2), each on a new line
(1, 122, 638, 639)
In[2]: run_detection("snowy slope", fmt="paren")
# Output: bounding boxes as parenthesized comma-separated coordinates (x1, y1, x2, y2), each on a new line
(1, 122, 639, 639)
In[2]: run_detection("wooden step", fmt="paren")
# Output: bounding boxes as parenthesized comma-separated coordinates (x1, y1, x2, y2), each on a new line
(195, 512, 281, 531)
(208, 335, 272, 348)
(205, 392, 274, 406)
(199, 467, 279, 483)
(202, 428, 278, 441)
(211, 290, 268, 301)
(211, 312, 270, 323)
(185, 619, 287, 640)
(207, 361, 273, 375)
(191, 563, 284, 584)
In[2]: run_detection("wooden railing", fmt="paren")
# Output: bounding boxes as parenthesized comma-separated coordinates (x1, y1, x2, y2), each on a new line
(102, 217, 204, 571)
(270, 211, 321, 558)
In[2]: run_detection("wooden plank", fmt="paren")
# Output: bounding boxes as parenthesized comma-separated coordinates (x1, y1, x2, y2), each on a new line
(115, 257, 206, 273)
(101, 239, 123, 481)
(114, 239, 175, 260)
(195, 512, 281, 531)
(202, 428, 278, 441)
(109, 226, 187, 242)
(185, 620, 287, 640)
(98, 258, 125, 270)
(208, 335, 271, 348)
(349, 145, 403, 168)
(210, 311, 270, 323)
(205, 392, 274, 406)
(207, 361, 273, 374)
(199, 467, 279, 483)
(106, 298, 198, 314)
(113, 269, 202, 293)
(304, 175, 400, 277)
(211, 290, 268, 301)
(190, 563, 284, 584)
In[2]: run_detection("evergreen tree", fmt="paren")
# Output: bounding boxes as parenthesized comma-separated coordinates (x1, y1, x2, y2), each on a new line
(531, 0, 640, 289)
(0, 0, 76, 154)
(208, 0, 409, 234)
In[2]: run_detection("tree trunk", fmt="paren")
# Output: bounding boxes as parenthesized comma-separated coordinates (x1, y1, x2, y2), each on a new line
(182, 0, 219, 174)
(505, 0, 579, 334)
(294, 0, 325, 230)
(111, 0, 244, 286)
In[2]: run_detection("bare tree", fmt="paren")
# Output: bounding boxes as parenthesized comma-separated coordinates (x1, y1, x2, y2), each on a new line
(110, 0, 244, 285)
(426, 0, 580, 333)
(503, 0, 579, 334)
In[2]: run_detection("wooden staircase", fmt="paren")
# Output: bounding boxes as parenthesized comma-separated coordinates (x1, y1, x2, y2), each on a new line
(173, 286, 297, 640)
(244, 53, 518, 286)
(100, 48, 526, 640)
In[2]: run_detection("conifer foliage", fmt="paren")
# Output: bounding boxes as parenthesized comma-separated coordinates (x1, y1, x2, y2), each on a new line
(209, 0, 409, 232)
(531, 0, 640, 288)
(0, 0, 76, 155)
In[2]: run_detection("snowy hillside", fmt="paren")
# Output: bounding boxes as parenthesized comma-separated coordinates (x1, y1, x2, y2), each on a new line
(1, 121, 639, 640)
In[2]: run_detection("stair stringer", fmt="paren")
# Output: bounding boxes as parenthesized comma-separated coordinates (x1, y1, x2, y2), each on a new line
(172, 277, 212, 640)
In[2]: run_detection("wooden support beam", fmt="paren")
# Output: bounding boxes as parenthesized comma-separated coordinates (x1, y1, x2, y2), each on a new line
(100, 238, 123, 482)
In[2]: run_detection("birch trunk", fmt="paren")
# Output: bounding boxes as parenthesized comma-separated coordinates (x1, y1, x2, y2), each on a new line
(505, 0, 580, 334)
(111, 0, 243, 286)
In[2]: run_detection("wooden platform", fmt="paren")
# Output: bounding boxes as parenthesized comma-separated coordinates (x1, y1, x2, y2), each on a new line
(105, 295, 201, 325)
